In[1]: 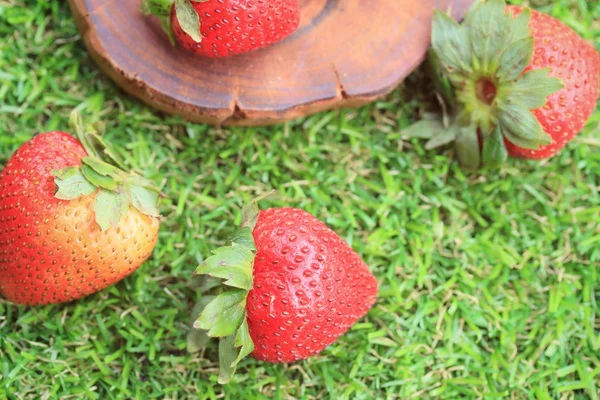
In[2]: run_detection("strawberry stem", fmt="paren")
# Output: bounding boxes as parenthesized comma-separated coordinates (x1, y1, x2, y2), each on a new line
(68, 111, 128, 170)
(68, 111, 100, 158)
(475, 78, 497, 105)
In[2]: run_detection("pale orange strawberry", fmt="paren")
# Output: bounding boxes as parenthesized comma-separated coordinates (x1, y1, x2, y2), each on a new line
(0, 118, 161, 305)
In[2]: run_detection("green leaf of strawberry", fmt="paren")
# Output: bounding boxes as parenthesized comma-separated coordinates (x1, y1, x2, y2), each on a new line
(54, 167, 97, 200)
(192, 206, 259, 383)
(455, 125, 481, 170)
(141, 0, 174, 16)
(227, 227, 257, 253)
(196, 290, 247, 337)
(216, 318, 254, 384)
(496, 37, 533, 81)
(186, 295, 216, 353)
(82, 156, 123, 179)
(128, 184, 161, 217)
(94, 190, 130, 231)
(507, 7, 531, 42)
(482, 125, 508, 168)
(501, 69, 564, 109)
(432, 11, 472, 74)
(401, 119, 446, 140)
(218, 334, 239, 384)
(197, 244, 254, 290)
(173, 0, 202, 43)
(466, 0, 508, 73)
(425, 123, 459, 150)
(498, 103, 552, 149)
(52, 112, 162, 231)
(81, 164, 118, 191)
(233, 319, 254, 365)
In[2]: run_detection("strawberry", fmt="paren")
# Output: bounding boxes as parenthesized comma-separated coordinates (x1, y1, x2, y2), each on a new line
(190, 198, 378, 383)
(0, 115, 161, 305)
(409, 0, 600, 168)
(503, 6, 600, 159)
(142, 0, 300, 58)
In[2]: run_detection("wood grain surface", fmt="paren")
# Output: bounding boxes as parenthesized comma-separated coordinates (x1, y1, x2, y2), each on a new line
(68, 0, 473, 126)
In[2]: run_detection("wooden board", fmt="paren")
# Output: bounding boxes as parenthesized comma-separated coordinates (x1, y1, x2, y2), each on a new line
(68, 0, 473, 126)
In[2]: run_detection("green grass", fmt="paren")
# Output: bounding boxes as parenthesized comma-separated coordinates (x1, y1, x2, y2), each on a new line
(1, 0, 599, 399)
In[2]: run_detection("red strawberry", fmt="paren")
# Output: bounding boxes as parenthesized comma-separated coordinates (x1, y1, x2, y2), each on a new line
(191, 200, 378, 383)
(0, 116, 161, 305)
(143, 0, 300, 58)
(504, 6, 600, 159)
(419, 0, 600, 168)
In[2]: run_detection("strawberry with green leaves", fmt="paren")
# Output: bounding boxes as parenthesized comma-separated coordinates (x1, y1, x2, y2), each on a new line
(190, 198, 378, 383)
(0, 114, 161, 305)
(142, 0, 301, 58)
(408, 0, 600, 168)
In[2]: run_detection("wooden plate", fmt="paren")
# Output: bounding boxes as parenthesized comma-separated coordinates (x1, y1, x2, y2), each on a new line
(68, 0, 473, 126)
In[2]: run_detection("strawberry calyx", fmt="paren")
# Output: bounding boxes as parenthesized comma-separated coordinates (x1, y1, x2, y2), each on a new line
(420, 0, 564, 169)
(141, 0, 204, 45)
(52, 112, 161, 231)
(191, 193, 274, 384)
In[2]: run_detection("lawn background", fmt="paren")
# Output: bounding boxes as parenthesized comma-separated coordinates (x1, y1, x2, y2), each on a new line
(0, 0, 599, 399)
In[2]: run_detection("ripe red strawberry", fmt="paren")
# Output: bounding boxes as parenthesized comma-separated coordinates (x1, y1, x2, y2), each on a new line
(503, 6, 600, 159)
(191, 201, 378, 383)
(0, 116, 161, 305)
(143, 0, 300, 58)
(417, 0, 600, 168)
